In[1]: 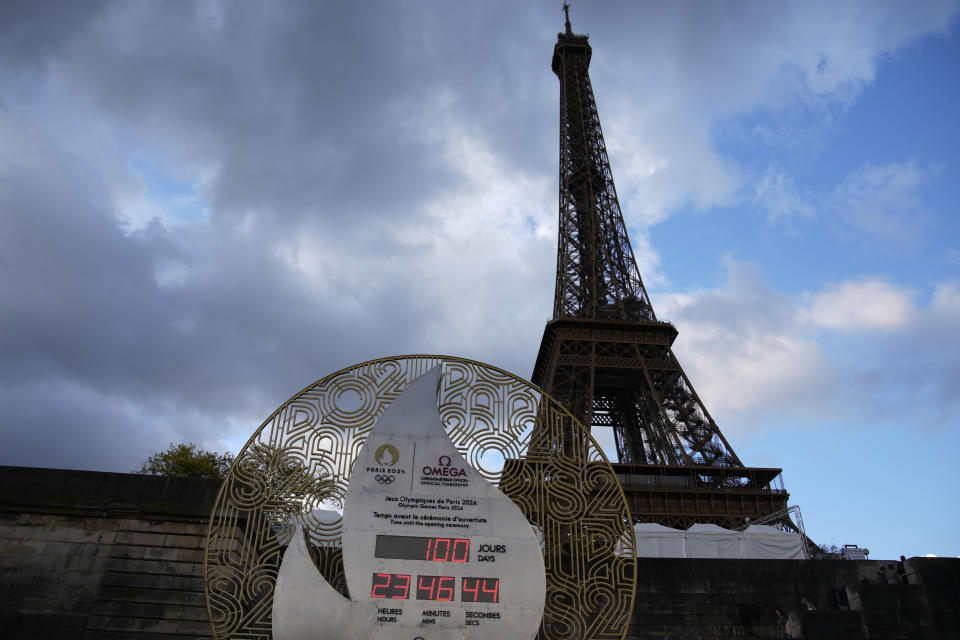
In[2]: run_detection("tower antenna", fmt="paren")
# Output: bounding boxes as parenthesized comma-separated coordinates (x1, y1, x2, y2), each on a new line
(562, 2, 572, 35)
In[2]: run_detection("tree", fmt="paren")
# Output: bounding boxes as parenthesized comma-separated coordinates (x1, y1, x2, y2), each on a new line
(234, 442, 335, 523)
(137, 442, 234, 480)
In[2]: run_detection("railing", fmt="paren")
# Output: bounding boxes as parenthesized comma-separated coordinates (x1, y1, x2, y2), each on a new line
(611, 464, 787, 494)
(735, 504, 813, 559)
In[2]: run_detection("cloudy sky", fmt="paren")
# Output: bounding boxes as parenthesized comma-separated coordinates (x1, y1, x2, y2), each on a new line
(2, 1, 958, 559)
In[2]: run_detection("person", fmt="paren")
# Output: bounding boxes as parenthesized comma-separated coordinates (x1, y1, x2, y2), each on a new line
(878, 566, 887, 583)
(775, 608, 787, 638)
(837, 583, 850, 610)
(801, 597, 817, 611)
(887, 563, 899, 584)
(784, 612, 794, 639)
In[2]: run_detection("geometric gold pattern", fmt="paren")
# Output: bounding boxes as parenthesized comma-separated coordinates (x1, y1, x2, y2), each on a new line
(204, 355, 636, 639)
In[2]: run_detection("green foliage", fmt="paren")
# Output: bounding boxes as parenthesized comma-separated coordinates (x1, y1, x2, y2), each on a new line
(813, 541, 845, 559)
(137, 442, 234, 480)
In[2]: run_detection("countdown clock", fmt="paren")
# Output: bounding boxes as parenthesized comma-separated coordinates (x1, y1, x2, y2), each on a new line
(272, 367, 546, 639)
(206, 356, 637, 640)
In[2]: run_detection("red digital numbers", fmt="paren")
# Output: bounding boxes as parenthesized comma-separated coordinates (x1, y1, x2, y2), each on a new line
(370, 573, 410, 599)
(461, 577, 500, 603)
(377, 574, 499, 603)
(374, 535, 471, 562)
(425, 537, 469, 562)
(416, 575, 456, 601)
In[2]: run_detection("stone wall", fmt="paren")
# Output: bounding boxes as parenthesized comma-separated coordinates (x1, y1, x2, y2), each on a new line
(630, 556, 960, 638)
(2, 466, 957, 639)
(0, 466, 219, 639)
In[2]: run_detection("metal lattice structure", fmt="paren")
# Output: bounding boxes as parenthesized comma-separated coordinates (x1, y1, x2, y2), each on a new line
(533, 9, 788, 527)
(552, 18, 653, 325)
(205, 356, 636, 640)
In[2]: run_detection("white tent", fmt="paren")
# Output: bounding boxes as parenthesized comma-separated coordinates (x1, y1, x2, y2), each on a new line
(633, 522, 686, 558)
(629, 522, 807, 559)
(742, 524, 806, 559)
(684, 523, 744, 558)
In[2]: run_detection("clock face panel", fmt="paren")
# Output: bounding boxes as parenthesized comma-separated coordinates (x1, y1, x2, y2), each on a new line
(204, 356, 637, 640)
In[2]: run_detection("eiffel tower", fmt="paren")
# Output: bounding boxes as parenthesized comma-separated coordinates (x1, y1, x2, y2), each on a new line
(532, 5, 789, 529)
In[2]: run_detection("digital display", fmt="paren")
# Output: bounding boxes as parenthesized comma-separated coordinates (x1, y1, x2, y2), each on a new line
(416, 575, 456, 601)
(462, 577, 500, 603)
(370, 574, 502, 603)
(370, 573, 411, 599)
(375, 535, 470, 562)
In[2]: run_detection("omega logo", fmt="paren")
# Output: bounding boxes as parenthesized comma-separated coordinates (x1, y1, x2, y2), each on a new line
(422, 455, 467, 477)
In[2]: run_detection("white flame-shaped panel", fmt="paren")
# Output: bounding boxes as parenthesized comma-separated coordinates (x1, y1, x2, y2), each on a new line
(344, 366, 545, 638)
(273, 367, 546, 640)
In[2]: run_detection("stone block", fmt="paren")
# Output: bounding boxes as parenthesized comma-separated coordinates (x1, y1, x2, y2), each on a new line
(115, 517, 147, 530)
(3, 612, 89, 639)
(6, 541, 46, 555)
(3, 549, 70, 573)
(105, 556, 203, 577)
(176, 547, 205, 563)
(131, 519, 207, 536)
(64, 542, 107, 571)
(85, 633, 189, 640)
(17, 513, 61, 527)
(25, 524, 83, 542)
(115, 531, 165, 546)
(87, 613, 179, 633)
(177, 619, 215, 635)
(101, 569, 203, 592)
(140, 545, 191, 562)
(927, 595, 960, 613)
(83, 518, 118, 532)
(98, 584, 203, 607)
(7, 525, 35, 540)
(92, 599, 168, 619)
(163, 533, 206, 550)
(17, 596, 63, 613)
(109, 544, 146, 560)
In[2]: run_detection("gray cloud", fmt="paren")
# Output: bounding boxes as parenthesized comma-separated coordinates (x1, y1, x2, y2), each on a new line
(0, 0, 110, 69)
(0, 0, 956, 472)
